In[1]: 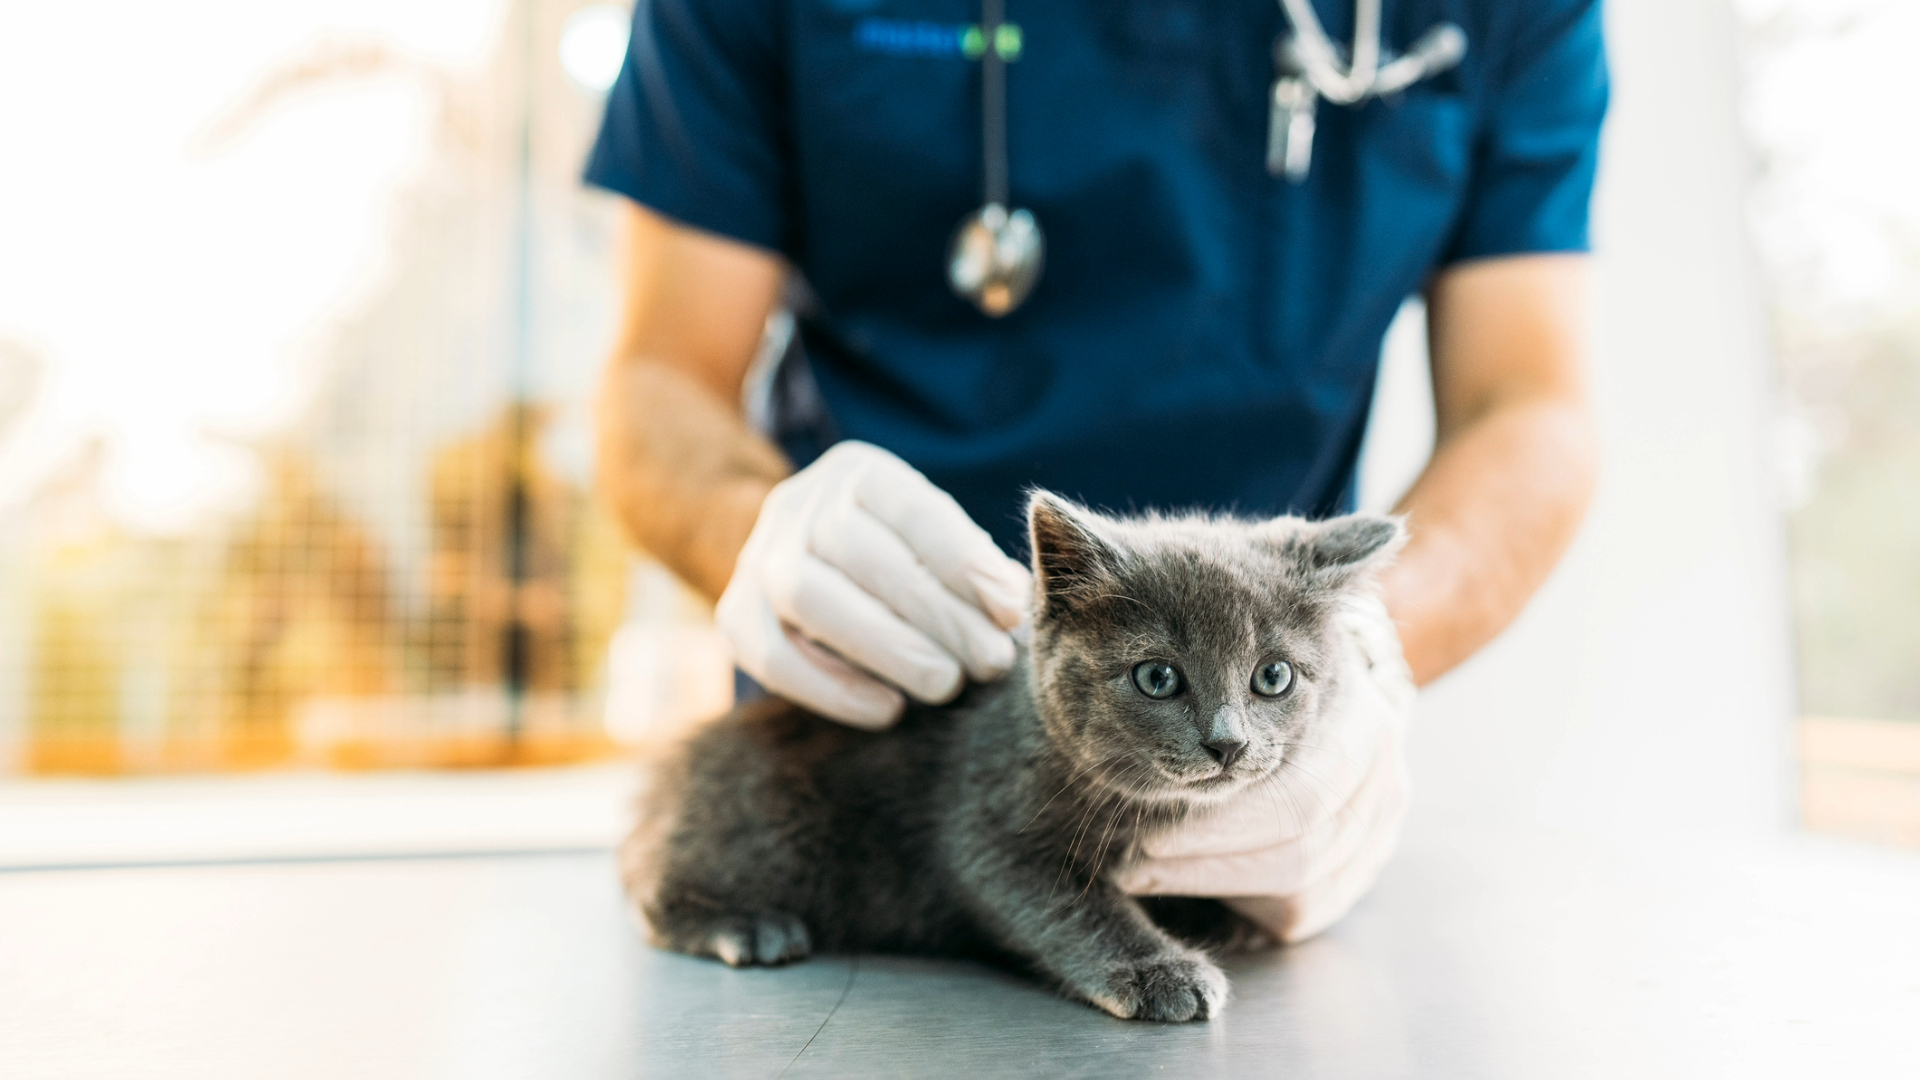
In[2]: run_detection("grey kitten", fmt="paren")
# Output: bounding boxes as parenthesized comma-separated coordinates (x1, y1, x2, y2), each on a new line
(623, 492, 1403, 1022)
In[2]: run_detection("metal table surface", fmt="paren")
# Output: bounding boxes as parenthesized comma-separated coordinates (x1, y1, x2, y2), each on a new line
(3, 819, 1917, 1079)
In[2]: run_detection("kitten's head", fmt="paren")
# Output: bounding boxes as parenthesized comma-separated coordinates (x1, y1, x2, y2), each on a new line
(1023, 492, 1404, 805)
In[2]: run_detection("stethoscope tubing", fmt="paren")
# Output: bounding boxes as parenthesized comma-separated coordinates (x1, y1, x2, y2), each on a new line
(1277, 0, 1466, 104)
(980, 0, 1010, 207)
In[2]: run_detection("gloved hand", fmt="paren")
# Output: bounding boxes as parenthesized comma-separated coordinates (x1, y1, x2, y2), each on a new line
(716, 441, 1034, 730)
(1114, 593, 1416, 944)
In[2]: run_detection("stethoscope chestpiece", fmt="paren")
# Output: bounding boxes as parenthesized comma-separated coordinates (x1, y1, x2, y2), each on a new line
(948, 202, 1045, 318)
(949, 0, 1043, 317)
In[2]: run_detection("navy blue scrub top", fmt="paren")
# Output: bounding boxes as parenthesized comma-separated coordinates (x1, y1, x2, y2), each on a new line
(586, 0, 1607, 556)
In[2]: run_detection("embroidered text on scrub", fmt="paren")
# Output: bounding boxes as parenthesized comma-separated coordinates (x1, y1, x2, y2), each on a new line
(853, 18, 1022, 61)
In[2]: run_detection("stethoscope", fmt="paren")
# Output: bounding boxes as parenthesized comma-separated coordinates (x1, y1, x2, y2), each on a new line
(947, 0, 1468, 318)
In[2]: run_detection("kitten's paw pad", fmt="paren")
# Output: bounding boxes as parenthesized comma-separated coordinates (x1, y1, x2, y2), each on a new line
(1091, 953, 1228, 1022)
(705, 912, 812, 967)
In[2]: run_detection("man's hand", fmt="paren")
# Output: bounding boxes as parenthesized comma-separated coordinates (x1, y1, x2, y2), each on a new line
(717, 441, 1033, 730)
(597, 208, 1032, 728)
(1114, 595, 1414, 943)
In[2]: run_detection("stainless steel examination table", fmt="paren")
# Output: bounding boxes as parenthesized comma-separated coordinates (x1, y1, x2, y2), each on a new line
(4, 817, 1917, 1079)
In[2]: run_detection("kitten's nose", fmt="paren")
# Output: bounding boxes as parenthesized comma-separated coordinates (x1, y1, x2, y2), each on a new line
(1202, 736, 1246, 771)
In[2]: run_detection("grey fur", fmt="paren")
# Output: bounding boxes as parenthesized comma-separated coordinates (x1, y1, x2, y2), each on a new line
(623, 492, 1404, 1022)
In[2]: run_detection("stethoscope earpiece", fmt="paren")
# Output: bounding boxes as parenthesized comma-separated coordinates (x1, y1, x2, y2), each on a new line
(1269, 0, 1467, 179)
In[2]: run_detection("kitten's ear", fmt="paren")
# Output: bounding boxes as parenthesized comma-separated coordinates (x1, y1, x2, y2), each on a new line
(1027, 491, 1122, 618)
(1311, 514, 1405, 570)
(1285, 513, 1406, 587)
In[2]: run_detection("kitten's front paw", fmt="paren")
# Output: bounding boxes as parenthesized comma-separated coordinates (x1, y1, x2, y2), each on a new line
(1086, 951, 1228, 1022)
(695, 912, 814, 967)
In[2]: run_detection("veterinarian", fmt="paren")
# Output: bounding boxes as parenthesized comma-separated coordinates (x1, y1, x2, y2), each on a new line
(589, 0, 1606, 943)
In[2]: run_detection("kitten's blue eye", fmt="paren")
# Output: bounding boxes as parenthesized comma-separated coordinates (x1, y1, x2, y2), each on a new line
(1252, 661, 1294, 697)
(1131, 661, 1183, 699)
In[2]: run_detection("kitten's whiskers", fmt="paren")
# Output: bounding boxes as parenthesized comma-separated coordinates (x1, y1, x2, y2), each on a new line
(1018, 751, 1132, 834)
(1075, 769, 1156, 906)
(1049, 761, 1149, 907)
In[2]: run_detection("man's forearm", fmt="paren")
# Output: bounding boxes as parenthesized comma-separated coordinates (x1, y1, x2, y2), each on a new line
(1377, 254, 1597, 686)
(1377, 395, 1597, 685)
(596, 357, 791, 601)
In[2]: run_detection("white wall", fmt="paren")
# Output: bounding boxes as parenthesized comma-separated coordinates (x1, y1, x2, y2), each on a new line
(1357, 0, 1798, 836)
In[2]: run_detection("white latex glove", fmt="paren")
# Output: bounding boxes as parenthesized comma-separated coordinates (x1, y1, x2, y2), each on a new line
(716, 441, 1033, 730)
(1115, 593, 1416, 944)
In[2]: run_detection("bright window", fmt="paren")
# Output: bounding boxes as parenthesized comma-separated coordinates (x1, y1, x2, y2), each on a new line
(1738, 0, 1920, 845)
(0, 2, 727, 778)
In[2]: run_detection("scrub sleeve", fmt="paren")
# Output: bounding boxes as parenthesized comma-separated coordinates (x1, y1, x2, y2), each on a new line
(585, 0, 790, 254)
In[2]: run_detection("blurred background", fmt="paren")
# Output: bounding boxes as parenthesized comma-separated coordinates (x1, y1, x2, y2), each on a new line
(0, 1, 1913, 851)
(0, 0, 730, 786)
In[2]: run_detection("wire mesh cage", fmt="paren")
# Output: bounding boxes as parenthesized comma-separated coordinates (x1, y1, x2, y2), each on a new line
(0, 1, 729, 776)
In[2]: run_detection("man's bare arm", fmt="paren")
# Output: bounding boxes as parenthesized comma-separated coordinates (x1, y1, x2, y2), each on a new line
(596, 203, 792, 599)
(1379, 254, 1600, 685)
